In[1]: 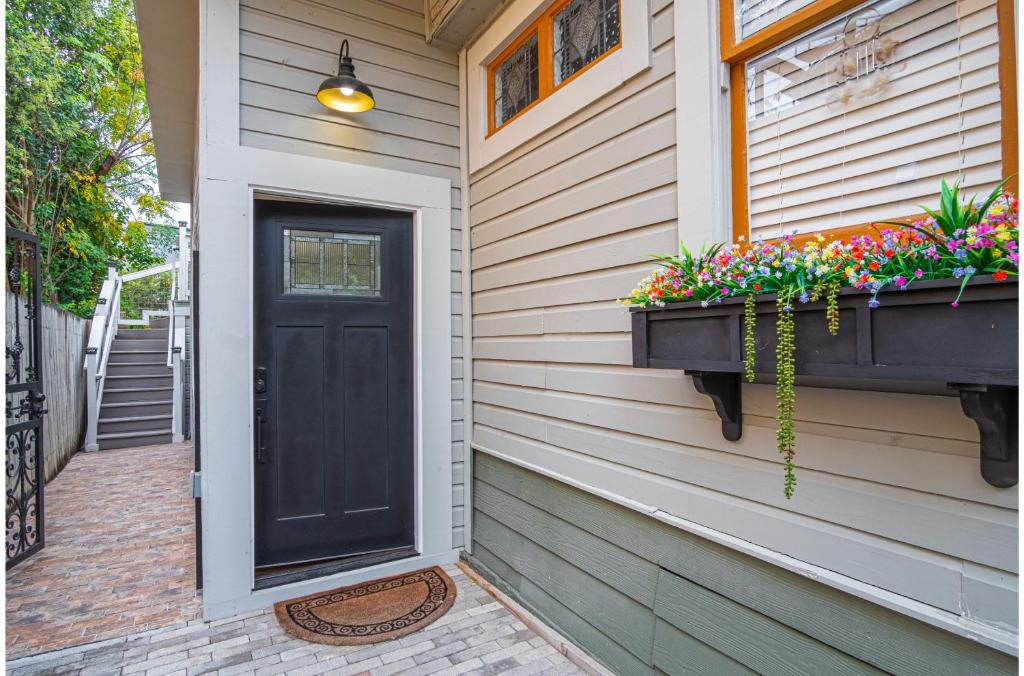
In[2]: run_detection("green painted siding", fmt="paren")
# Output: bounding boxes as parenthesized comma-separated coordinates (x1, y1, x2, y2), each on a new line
(467, 452, 1018, 676)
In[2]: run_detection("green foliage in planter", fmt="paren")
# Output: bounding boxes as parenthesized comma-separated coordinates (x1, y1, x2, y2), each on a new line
(775, 290, 797, 499)
(624, 179, 1019, 496)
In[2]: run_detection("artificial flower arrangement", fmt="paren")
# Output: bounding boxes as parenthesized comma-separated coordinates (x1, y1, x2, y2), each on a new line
(622, 179, 1019, 498)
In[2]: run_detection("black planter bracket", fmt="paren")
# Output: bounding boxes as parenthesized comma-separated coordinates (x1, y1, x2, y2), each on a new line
(952, 384, 1018, 488)
(687, 371, 742, 441)
(682, 374, 1018, 488)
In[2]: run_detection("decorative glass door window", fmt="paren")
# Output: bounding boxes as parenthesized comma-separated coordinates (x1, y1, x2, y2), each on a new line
(493, 33, 540, 129)
(553, 0, 621, 85)
(283, 229, 381, 297)
(487, 0, 622, 135)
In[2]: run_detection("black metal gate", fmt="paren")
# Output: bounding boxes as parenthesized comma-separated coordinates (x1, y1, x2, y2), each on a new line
(6, 227, 46, 568)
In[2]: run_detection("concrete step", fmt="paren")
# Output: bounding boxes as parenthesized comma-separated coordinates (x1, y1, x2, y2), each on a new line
(109, 350, 165, 364)
(97, 429, 173, 450)
(148, 317, 170, 329)
(101, 400, 172, 418)
(116, 329, 169, 341)
(106, 362, 169, 376)
(105, 374, 172, 389)
(98, 414, 173, 434)
(111, 338, 166, 352)
(103, 386, 174, 404)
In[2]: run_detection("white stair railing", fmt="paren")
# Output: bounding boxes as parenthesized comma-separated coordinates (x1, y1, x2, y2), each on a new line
(169, 298, 188, 443)
(83, 263, 122, 452)
(82, 222, 192, 451)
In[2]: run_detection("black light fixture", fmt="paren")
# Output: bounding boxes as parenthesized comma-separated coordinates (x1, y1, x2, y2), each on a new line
(316, 39, 375, 113)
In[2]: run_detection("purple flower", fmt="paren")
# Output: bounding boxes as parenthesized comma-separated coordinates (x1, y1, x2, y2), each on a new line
(798, 292, 809, 304)
(782, 304, 793, 313)
(868, 298, 880, 309)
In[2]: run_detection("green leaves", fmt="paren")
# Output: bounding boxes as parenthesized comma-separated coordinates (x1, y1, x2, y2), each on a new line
(6, 0, 172, 316)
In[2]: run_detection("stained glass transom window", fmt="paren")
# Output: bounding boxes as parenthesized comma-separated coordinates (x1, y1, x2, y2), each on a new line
(493, 32, 539, 128)
(553, 0, 620, 86)
(283, 229, 381, 297)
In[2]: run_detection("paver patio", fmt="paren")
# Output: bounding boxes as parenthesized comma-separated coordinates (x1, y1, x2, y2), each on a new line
(5, 442, 594, 675)
(6, 442, 202, 659)
(6, 564, 590, 676)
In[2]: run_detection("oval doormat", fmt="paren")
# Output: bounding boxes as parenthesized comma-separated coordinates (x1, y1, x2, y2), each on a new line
(273, 567, 457, 645)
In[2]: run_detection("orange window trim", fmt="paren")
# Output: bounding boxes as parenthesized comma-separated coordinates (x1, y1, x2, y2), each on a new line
(723, 0, 1019, 243)
(486, 0, 623, 137)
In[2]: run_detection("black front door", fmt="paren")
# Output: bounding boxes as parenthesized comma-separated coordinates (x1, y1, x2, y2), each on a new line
(254, 200, 414, 569)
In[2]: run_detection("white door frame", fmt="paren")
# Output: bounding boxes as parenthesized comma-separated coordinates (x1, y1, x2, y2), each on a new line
(194, 0, 454, 619)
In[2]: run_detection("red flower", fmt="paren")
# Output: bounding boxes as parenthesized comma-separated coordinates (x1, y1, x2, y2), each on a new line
(994, 270, 1009, 281)
(753, 283, 762, 291)
(868, 261, 880, 271)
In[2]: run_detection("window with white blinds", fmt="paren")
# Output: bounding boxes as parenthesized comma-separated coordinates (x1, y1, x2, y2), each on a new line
(736, 0, 818, 41)
(744, 0, 1003, 239)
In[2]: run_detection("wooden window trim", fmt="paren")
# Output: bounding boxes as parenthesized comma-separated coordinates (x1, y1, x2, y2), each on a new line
(722, 0, 1019, 243)
(486, 0, 623, 137)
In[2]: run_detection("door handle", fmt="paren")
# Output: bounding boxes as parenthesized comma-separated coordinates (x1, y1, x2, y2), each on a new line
(255, 407, 266, 463)
(255, 367, 267, 394)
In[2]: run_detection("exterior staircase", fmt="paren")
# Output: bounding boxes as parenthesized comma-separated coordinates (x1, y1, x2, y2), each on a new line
(97, 317, 174, 450)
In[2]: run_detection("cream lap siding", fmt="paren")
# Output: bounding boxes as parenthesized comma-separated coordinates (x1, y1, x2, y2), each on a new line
(237, 0, 466, 548)
(467, 0, 1017, 636)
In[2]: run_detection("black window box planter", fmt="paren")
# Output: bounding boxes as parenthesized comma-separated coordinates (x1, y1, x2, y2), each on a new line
(630, 275, 1018, 487)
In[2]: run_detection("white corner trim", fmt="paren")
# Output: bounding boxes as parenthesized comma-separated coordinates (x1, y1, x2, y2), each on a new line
(458, 47, 476, 554)
(674, 0, 730, 247)
(466, 0, 652, 174)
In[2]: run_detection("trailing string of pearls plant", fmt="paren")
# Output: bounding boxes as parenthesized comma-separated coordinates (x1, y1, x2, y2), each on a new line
(622, 179, 1019, 497)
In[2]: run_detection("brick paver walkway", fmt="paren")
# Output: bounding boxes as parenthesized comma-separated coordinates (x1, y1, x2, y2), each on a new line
(6, 564, 589, 675)
(6, 442, 202, 659)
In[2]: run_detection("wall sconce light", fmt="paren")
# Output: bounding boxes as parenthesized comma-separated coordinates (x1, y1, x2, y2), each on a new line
(316, 39, 375, 113)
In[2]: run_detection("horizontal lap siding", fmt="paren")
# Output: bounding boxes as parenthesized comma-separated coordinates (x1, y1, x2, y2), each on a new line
(238, 0, 465, 547)
(467, 453, 1017, 675)
(467, 0, 1018, 642)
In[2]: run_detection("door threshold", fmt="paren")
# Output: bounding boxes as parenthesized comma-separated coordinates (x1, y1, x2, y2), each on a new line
(253, 546, 418, 590)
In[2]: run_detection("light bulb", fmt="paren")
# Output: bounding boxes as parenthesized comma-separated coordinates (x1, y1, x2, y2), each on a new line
(340, 87, 354, 96)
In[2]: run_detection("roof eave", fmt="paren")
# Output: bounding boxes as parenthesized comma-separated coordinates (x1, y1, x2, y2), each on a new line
(134, 0, 199, 203)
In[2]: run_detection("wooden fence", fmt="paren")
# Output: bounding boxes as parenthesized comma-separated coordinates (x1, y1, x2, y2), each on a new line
(6, 294, 87, 482)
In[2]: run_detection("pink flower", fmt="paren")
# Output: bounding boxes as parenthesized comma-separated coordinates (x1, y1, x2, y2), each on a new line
(951, 301, 960, 308)
(720, 287, 729, 295)
(914, 269, 924, 278)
